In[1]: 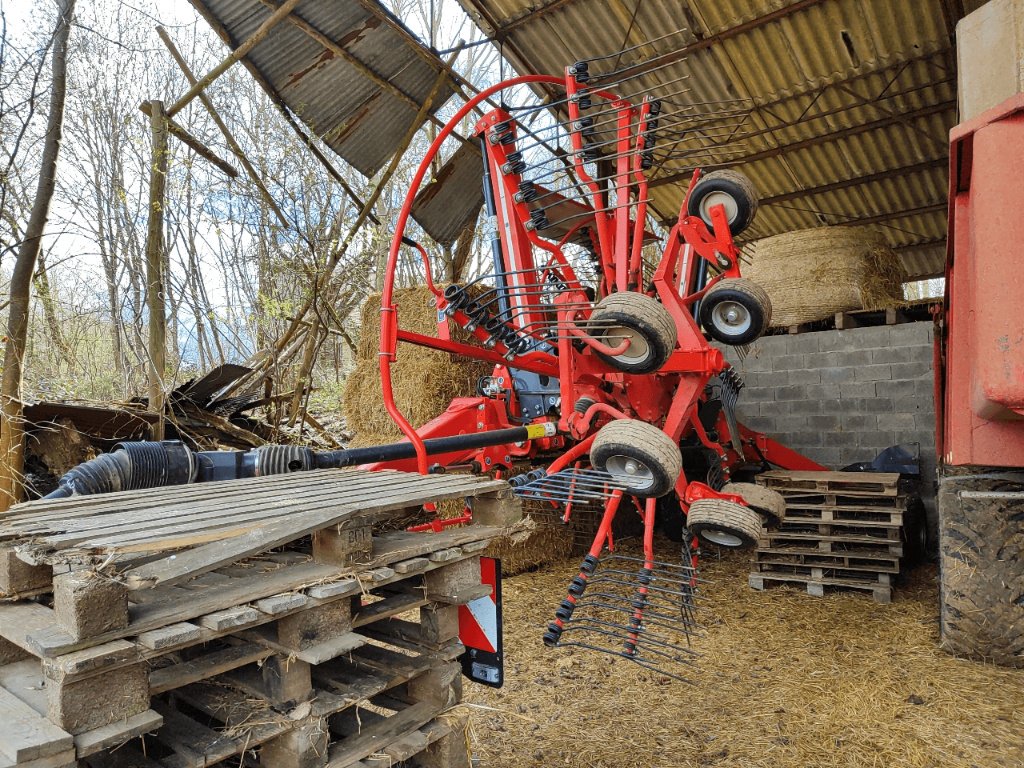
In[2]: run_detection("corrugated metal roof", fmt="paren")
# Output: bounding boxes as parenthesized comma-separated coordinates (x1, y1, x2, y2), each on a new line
(454, 0, 985, 279)
(410, 140, 485, 244)
(190, 0, 456, 177)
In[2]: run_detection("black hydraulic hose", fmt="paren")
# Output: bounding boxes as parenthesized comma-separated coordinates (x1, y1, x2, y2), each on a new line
(481, 136, 512, 320)
(42, 424, 559, 500)
(44, 440, 197, 500)
(313, 423, 557, 468)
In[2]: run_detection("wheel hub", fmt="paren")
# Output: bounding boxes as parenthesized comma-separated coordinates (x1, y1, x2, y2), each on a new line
(700, 528, 744, 547)
(699, 190, 739, 224)
(606, 454, 655, 491)
(711, 300, 752, 335)
(603, 324, 651, 363)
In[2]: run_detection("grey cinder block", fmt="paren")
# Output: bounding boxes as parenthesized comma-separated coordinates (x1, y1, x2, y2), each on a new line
(854, 364, 893, 382)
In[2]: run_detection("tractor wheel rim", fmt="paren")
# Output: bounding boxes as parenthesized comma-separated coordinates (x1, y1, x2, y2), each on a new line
(699, 190, 739, 224)
(711, 300, 752, 336)
(605, 454, 656, 491)
(701, 528, 743, 547)
(603, 325, 651, 363)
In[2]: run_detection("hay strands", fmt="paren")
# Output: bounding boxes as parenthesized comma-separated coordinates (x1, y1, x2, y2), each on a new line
(549, 552, 705, 683)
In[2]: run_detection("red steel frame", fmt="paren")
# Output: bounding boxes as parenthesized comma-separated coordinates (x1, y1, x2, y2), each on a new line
(372, 70, 823, 532)
(939, 92, 1024, 467)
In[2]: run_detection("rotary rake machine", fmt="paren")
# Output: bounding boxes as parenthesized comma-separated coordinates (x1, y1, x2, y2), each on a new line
(374, 54, 825, 678)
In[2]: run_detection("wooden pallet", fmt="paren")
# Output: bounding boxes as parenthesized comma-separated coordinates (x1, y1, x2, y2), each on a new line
(753, 471, 906, 603)
(759, 532, 902, 555)
(769, 301, 939, 336)
(757, 470, 900, 497)
(0, 470, 515, 765)
(754, 548, 901, 573)
(748, 572, 892, 604)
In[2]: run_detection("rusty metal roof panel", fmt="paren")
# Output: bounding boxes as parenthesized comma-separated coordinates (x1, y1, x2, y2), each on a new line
(455, 0, 959, 280)
(410, 141, 485, 245)
(191, 0, 455, 177)
(22, 403, 157, 442)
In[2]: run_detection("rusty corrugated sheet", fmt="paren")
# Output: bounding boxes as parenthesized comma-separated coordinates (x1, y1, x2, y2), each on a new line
(454, 0, 969, 278)
(23, 403, 157, 442)
(190, 0, 455, 177)
(410, 141, 486, 245)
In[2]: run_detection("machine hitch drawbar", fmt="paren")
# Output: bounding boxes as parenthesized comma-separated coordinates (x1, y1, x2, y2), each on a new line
(42, 423, 556, 500)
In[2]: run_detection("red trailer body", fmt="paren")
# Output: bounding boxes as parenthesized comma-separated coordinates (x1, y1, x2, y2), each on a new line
(941, 93, 1024, 466)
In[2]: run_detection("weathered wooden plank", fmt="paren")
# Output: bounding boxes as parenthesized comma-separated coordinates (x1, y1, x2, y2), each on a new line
(73, 709, 162, 758)
(237, 624, 366, 665)
(149, 642, 272, 695)
(2, 469, 380, 522)
(24, 474, 503, 562)
(135, 621, 201, 650)
(4, 470, 499, 534)
(254, 592, 309, 615)
(0, 685, 73, 762)
(325, 700, 438, 767)
(197, 605, 260, 631)
(18, 474, 405, 555)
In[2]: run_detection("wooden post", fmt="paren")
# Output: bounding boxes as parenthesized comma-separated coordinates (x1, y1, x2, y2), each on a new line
(156, 26, 289, 229)
(144, 100, 168, 440)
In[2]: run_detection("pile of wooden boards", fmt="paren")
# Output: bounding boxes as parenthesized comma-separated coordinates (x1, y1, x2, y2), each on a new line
(748, 470, 906, 604)
(0, 468, 521, 767)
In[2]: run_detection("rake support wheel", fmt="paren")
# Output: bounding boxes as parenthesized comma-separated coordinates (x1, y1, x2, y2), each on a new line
(687, 498, 762, 549)
(699, 278, 772, 346)
(588, 292, 677, 374)
(721, 482, 786, 527)
(591, 420, 682, 498)
(687, 169, 759, 236)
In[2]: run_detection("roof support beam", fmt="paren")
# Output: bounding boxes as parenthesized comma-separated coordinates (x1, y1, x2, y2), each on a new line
(760, 158, 948, 206)
(649, 100, 955, 189)
(582, 0, 829, 83)
(831, 201, 947, 228)
(167, 0, 302, 117)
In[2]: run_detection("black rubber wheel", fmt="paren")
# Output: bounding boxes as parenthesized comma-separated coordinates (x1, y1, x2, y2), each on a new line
(901, 496, 929, 567)
(686, 169, 759, 236)
(591, 420, 682, 498)
(699, 278, 772, 345)
(938, 473, 1024, 667)
(687, 498, 762, 549)
(588, 292, 677, 374)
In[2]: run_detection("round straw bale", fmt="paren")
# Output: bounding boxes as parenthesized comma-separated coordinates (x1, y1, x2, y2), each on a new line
(743, 226, 907, 327)
(342, 285, 493, 445)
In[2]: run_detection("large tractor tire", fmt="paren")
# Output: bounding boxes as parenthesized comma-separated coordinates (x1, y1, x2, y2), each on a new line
(938, 473, 1024, 666)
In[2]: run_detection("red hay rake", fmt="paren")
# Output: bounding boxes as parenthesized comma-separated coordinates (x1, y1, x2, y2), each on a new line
(371, 56, 824, 678)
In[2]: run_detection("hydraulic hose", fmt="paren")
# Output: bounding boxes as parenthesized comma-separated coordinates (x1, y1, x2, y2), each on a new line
(44, 440, 197, 500)
(41, 423, 557, 500)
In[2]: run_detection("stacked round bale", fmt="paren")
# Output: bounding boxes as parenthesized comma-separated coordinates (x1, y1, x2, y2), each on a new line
(341, 285, 577, 574)
(743, 226, 907, 328)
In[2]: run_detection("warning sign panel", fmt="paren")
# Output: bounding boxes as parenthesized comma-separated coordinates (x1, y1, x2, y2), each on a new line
(459, 557, 503, 688)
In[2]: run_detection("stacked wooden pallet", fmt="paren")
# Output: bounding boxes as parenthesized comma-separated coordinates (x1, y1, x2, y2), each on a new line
(0, 469, 520, 768)
(748, 470, 905, 604)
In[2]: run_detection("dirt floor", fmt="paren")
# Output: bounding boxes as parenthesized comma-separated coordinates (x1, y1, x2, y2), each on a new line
(463, 543, 1024, 768)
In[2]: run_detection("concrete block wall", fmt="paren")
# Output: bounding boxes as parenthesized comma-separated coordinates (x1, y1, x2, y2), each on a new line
(720, 321, 937, 509)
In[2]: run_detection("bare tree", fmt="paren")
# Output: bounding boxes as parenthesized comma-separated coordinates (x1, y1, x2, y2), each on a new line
(0, 0, 77, 511)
